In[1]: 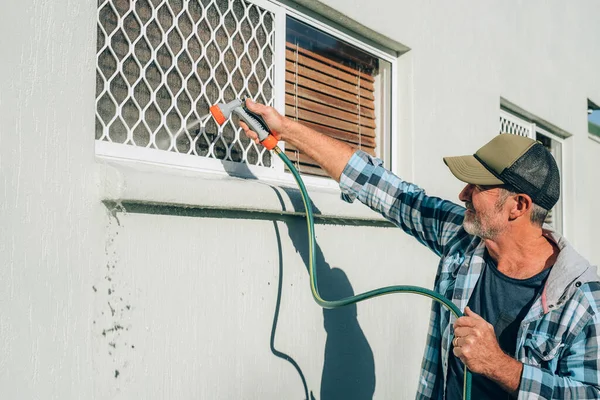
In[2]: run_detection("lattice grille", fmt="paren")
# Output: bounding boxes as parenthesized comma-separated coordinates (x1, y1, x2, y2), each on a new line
(499, 110, 534, 138)
(96, 0, 275, 167)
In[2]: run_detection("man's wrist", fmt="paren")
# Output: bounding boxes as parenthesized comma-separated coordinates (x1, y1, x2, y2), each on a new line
(278, 116, 297, 142)
(486, 352, 523, 396)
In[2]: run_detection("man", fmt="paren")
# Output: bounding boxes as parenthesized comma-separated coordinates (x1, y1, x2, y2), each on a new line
(239, 99, 600, 399)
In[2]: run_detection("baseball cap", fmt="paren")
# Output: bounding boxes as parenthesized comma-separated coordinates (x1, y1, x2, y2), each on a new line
(443, 133, 560, 210)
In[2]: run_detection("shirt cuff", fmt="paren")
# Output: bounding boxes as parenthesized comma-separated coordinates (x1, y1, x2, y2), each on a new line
(338, 150, 385, 204)
(517, 363, 550, 400)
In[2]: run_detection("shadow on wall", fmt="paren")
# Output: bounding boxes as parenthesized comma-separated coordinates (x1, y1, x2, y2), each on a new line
(279, 187, 376, 400)
(217, 158, 375, 399)
(216, 160, 318, 398)
(270, 219, 314, 400)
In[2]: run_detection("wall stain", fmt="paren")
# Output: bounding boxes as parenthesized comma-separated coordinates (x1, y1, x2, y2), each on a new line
(93, 202, 136, 383)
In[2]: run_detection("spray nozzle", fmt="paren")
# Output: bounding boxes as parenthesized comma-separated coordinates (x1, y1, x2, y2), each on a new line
(209, 98, 278, 150)
(209, 99, 243, 125)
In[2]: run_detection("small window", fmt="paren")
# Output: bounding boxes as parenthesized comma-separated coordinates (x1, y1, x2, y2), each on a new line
(589, 99, 600, 140)
(95, 0, 395, 181)
(499, 108, 564, 233)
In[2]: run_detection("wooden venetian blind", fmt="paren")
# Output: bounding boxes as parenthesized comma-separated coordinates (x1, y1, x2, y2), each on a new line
(285, 42, 377, 177)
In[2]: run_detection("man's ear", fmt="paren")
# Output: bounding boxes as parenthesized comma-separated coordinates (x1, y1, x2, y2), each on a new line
(509, 193, 533, 221)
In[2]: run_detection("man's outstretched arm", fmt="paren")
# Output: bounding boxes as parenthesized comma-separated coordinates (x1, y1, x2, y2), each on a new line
(239, 98, 467, 256)
(238, 99, 355, 181)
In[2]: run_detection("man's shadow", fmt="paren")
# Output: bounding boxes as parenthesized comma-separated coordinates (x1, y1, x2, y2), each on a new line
(281, 187, 375, 400)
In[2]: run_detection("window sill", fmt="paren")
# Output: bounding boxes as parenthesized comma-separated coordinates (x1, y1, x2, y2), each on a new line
(588, 133, 600, 144)
(95, 154, 390, 226)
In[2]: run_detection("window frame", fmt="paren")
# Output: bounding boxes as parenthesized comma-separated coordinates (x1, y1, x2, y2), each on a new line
(278, 6, 397, 178)
(589, 99, 600, 144)
(95, 0, 398, 190)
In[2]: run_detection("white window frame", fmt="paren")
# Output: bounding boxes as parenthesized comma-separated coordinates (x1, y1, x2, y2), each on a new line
(499, 108, 566, 234)
(95, 0, 397, 190)
(589, 99, 600, 144)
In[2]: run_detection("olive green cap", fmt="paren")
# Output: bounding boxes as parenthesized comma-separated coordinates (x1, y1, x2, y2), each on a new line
(444, 134, 536, 185)
(443, 133, 561, 210)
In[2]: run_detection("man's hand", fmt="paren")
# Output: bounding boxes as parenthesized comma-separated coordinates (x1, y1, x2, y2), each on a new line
(237, 98, 355, 181)
(239, 99, 286, 144)
(453, 306, 504, 374)
(453, 307, 523, 395)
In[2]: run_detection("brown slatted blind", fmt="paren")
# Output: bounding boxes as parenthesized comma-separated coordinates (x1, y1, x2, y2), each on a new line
(285, 42, 377, 177)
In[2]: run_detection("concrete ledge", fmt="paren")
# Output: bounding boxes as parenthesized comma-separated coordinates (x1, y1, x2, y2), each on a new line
(95, 156, 392, 226)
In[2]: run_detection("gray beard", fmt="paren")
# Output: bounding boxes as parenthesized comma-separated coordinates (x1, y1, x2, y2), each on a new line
(463, 216, 502, 240)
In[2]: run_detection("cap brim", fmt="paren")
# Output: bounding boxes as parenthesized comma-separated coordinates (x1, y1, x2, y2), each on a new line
(443, 155, 504, 185)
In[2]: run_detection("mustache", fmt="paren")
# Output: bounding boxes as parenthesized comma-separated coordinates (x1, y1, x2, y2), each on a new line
(465, 203, 474, 211)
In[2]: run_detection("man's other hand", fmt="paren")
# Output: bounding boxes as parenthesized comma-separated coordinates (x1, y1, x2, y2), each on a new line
(452, 306, 505, 375)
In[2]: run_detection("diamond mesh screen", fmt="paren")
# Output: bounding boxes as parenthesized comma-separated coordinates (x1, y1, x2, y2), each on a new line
(96, 0, 275, 167)
(499, 110, 534, 138)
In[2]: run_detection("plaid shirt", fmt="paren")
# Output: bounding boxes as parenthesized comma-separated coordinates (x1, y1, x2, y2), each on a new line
(339, 150, 600, 399)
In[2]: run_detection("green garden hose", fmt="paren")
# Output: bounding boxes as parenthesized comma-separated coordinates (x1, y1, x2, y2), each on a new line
(274, 146, 472, 400)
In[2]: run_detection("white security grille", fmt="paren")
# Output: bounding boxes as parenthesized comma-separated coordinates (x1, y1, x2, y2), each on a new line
(499, 110, 534, 138)
(96, 0, 276, 167)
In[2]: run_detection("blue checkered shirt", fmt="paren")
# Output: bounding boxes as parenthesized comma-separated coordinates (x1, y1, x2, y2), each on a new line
(339, 150, 600, 399)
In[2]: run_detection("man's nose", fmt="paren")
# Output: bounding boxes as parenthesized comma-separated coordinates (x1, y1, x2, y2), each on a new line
(458, 184, 474, 202)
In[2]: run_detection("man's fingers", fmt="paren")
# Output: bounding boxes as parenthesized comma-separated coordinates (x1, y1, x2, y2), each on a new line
(464, 306, 484, 320)
(453, 327, 472, 338)
(238, 120, 253, 137)
(245, 98, 267, 114)
(239, 121, 260, 143)
(453, 345, 465, 360)
(454, 316, 477, 328)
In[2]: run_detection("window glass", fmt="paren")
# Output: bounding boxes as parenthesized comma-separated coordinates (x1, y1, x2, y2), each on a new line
(535, 131, 563, 233)
(589, 99, 600, 138)
(285, 16, 391, 176)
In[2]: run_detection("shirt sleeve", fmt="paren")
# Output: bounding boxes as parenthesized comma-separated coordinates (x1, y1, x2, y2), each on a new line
(339, 150, 467, 257)
(518, 286, 600, 399)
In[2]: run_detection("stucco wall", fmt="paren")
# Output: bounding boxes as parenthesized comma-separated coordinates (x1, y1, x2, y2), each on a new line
(1, 1, 100, 399)
(1, 0, 599, 399)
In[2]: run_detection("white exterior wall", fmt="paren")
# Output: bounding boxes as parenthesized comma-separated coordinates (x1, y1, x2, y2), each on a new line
(1, 1, 599, 399)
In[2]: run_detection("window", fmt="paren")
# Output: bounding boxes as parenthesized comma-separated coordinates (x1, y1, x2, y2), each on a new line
(499, 108, 564, 233)
(589, 99, 600, 142)
(95, 0, 394, 181)
(284, 17, 392, 177)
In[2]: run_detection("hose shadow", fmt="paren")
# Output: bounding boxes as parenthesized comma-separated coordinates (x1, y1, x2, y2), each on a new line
(271, 220, 316, 400)
(278, 187, 376, 400)
(217, 160, 314, 399)
(217, 157, 375, 399)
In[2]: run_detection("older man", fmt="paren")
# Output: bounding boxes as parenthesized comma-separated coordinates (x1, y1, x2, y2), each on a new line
(239, 99, 600, 399)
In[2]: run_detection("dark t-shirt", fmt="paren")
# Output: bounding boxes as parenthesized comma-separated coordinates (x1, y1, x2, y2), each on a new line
(445, 255, 551, 399)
